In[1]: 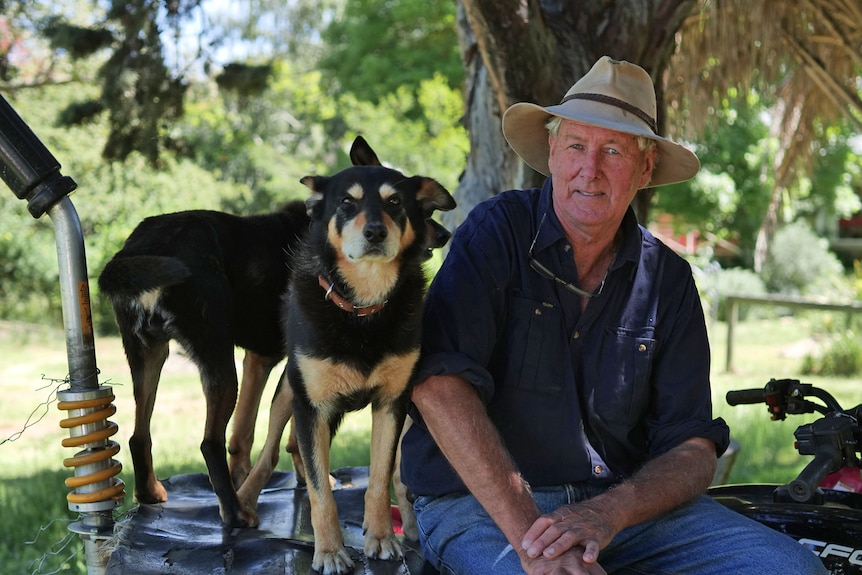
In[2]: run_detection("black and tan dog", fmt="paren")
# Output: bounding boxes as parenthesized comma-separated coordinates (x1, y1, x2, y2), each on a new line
(98, 137, 451, 530)
(237, 153, 454, 573)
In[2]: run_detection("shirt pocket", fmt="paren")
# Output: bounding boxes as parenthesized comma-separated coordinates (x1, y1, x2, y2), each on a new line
(506, 295, 565, 393)
(594, 328, 656, 423)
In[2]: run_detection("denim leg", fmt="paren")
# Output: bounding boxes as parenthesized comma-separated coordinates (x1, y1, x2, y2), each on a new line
(597, 495, 828, 575)
(414, 493, 523, 574)
(414, 490, 828, 575)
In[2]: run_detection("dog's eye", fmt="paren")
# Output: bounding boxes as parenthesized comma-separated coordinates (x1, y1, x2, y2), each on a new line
(387, 196, 401, 206)
(341, 196, 356, 206)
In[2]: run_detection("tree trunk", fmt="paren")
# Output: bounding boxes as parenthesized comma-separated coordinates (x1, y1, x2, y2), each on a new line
(450, 0, 698, 229)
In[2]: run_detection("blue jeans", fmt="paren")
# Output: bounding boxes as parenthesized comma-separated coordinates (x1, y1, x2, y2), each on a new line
(414, 484, 828, 575)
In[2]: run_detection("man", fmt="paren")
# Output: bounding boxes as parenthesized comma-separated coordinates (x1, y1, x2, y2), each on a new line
(400, 57, 827, 574)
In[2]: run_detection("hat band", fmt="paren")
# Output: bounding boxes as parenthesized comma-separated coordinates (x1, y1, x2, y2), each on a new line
(559, 93, 657, 134)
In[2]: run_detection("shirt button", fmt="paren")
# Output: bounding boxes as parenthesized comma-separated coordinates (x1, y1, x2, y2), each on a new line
(638, 343, 647, 352)
(534, 308, 542, 316)
(572, 331, 580, 340)
(593, 465, 603, 475)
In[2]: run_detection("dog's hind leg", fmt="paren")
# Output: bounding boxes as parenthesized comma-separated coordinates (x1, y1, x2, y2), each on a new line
(229, 350, 280, 488)
(393, 416, 418, 541)
(237, 367, 293, 511)
(198, 355, 260, 528)
(126, 338, 170, 505)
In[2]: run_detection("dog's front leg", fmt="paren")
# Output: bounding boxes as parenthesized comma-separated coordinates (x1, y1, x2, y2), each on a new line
(297, 403, 354, 575)
(364, 405, 406, 561)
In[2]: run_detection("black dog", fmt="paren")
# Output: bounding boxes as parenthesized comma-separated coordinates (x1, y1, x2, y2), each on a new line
(98, 202, 308, 527)
(236, 154, 455, 573)
(98, 137, 451, 528)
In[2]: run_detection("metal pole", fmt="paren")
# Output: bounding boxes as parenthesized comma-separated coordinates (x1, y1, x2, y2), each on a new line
(1, 93, 123, 575)
(50, 198, 98, 388)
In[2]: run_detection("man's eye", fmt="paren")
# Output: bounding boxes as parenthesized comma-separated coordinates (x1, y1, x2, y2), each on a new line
(606, 147, 619, 155)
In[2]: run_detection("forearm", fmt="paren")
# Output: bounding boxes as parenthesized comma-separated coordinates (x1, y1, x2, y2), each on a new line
(411, 374, 540, 550)
(590, 437, 717, 532)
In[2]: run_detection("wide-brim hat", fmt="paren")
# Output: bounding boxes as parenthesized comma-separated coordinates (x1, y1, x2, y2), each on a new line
(502, 56, 699, 187)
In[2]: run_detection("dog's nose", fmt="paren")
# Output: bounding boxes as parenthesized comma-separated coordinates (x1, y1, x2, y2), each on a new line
(363, 222, 388, 243)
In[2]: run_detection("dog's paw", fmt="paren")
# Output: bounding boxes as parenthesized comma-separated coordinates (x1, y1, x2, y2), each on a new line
(364, 532, 404, 561)
(400, 517, 418, 542)
(238, 505, 260, 528)
(219, 503, 260, 528)
(135, 480, 168, 504)
(312, 547, 354, 575)
(396, 502, 418, 541)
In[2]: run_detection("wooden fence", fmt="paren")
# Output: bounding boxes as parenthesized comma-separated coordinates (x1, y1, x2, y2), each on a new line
(724, 293, 862, 372)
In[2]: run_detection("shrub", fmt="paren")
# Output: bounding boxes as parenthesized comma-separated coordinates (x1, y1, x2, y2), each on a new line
(699, 266, 767, 322)
(801, 330, 862, 376)
(761, 221, 844, 296)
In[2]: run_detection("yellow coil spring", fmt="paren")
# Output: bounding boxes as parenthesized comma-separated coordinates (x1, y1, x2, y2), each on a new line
(57, 390, 125, 507)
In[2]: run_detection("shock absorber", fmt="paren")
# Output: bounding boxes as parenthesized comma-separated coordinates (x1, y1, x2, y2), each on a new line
(58, 387, 125, 510)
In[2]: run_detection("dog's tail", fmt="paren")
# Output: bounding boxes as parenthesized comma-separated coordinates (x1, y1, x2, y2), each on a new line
(98, 255, 192, 300)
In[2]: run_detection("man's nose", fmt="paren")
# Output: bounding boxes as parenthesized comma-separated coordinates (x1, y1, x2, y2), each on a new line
(577, 149, 601, 179)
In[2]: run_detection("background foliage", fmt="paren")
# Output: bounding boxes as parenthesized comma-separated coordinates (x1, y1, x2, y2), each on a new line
(1, 2, 861, 573)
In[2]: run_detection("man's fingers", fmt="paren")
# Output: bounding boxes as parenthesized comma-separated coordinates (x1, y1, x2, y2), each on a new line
(582, 540, 601, 564)
(521, 516, 557, 556)
(541, 530, 581, 559)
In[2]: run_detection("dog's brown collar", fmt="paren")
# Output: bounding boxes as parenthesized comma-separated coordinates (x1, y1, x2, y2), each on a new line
(318, 275, 388, 317)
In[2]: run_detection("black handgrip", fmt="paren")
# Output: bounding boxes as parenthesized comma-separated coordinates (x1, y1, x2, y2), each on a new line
(787, 445, 842, 503)
(0, 93, 77, 218)
(726, 389, 766, 406)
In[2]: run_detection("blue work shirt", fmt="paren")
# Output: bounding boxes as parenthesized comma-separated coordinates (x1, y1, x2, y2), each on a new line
(401, 180, 730, 498)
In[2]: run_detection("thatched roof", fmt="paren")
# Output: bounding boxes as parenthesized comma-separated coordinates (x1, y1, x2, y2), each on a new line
(668, 0, 861, 189)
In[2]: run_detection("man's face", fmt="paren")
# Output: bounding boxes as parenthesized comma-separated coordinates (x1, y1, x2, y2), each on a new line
(548, 119, 655, 234)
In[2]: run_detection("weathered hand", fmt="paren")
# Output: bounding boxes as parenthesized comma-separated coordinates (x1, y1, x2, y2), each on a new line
(521, 500, 617, 563)
(522, 546, 608, 575)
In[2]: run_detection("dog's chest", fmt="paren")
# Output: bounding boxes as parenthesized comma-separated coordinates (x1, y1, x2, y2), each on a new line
(294, 350, 419, 407)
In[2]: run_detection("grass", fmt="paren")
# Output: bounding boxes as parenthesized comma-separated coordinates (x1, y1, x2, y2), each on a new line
(1, 316, 861, 574)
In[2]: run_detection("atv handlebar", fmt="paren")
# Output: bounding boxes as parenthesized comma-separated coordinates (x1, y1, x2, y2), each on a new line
(726, 388, 767, 406)
(726, 378, 861, 504)
(788, 445, 844, 502)
(0, 93, 77, 218)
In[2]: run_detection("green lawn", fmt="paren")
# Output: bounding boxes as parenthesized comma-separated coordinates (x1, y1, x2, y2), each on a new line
(1, 317, 860, 574)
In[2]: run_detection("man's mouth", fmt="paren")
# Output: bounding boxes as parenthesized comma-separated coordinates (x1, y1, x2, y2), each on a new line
(577, 189, 602, 197)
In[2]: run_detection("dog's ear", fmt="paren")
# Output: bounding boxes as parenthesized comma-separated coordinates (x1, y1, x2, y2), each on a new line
(300, 175, 326, 218)
(349, 136, 382, 167)
(414, 177, 456, 215)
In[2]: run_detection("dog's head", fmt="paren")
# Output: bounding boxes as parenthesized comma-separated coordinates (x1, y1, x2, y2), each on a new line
(301, 165, 455, 266)
(348, 136, 454, 255)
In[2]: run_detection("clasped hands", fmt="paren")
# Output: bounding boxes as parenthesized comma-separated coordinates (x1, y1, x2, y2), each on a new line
(519, 500, 615, 575)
